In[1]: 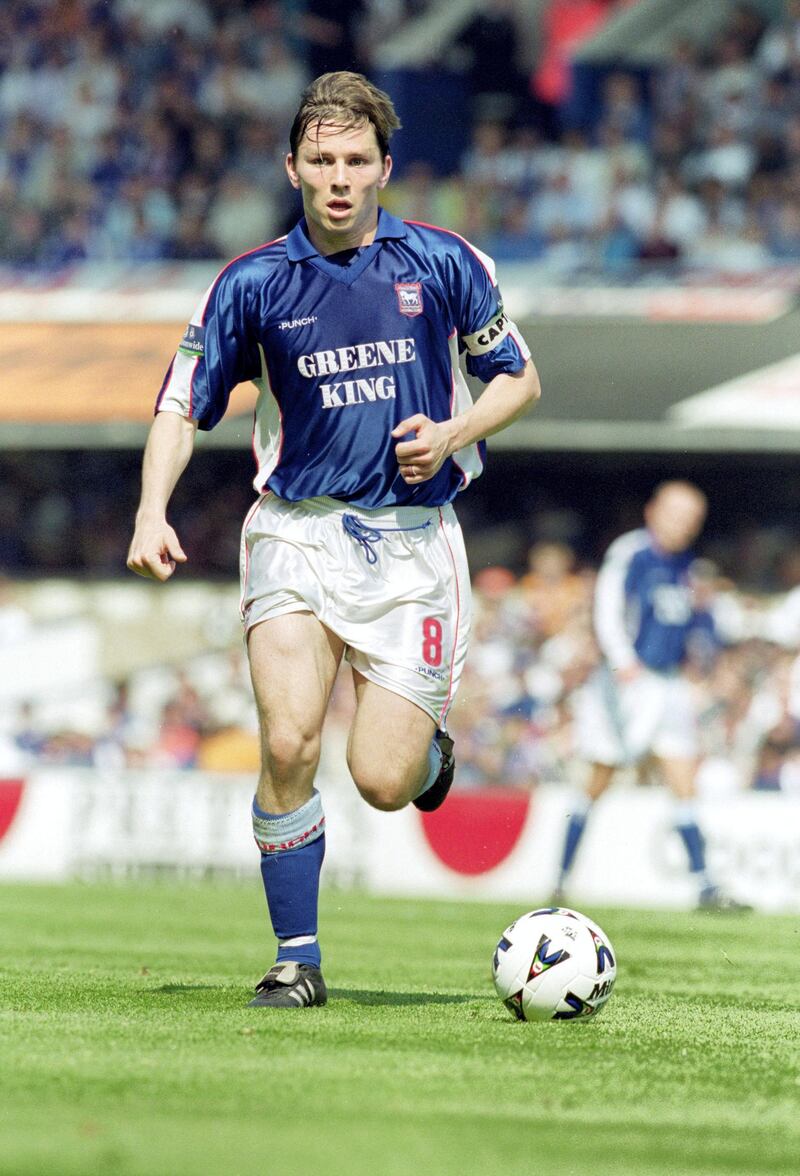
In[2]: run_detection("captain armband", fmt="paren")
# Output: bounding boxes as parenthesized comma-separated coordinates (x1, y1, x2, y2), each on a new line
(461, 306, 510, 356)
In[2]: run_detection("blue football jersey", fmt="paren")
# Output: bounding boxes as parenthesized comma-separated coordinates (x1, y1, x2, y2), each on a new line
(156, 208, 530, 508)
(594, 529, 704, 673)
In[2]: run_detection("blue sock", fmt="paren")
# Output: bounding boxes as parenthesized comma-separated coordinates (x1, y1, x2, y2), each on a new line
(674, 802, 711, 887)
(252, 791, 325, 969)
(413, 736, 443, 801)
(558, 796, 592, 886)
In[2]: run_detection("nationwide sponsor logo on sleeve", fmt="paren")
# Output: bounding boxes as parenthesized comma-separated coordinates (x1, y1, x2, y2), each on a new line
(462, 303, 510, 355)
(395, 282, 424, 317)
(178, 323, 205, 358)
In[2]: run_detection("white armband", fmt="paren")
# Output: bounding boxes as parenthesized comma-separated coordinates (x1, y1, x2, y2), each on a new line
(461, 306, 511, 356)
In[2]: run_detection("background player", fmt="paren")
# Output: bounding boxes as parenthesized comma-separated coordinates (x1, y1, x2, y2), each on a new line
(552, 480, 747, 911)
(127, 71, 540, 1007)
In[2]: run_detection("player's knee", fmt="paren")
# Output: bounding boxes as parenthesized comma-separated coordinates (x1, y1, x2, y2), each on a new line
(262, 725, 320, 782)
(351, 766, 412, 812)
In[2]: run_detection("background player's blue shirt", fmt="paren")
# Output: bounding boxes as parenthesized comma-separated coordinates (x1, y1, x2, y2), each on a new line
(156, 208, 531, 508)
(594, 528, 705, 673)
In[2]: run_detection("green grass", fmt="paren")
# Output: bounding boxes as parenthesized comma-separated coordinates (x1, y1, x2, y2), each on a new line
(0, 883, 798, 1176)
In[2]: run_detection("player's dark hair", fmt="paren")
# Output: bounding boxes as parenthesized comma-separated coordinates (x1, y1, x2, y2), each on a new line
(289, 71, 401, 160)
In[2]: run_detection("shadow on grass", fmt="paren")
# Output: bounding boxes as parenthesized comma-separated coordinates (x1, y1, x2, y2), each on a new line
(329, 988, 485, 1007)
(151, 983, 224, 994)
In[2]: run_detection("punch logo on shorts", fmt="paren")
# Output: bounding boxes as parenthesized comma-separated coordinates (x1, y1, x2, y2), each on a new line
(395, 282, 424, 316)
(178, 323, 204, 358)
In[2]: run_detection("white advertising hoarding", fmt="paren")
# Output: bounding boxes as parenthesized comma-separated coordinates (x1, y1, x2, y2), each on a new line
(0, 772, 797, 912)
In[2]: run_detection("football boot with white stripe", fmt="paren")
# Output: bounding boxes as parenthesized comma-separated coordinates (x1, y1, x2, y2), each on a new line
(248, 961, 328, 1008)
(697, 886, 752, 913)
(413, 730, 455, 812)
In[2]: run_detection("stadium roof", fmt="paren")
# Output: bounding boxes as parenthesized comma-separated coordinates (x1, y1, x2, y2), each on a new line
(2, 264, 800, 451)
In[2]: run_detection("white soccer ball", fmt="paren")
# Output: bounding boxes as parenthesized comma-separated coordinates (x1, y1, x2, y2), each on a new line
(492, 907, 617, 1022)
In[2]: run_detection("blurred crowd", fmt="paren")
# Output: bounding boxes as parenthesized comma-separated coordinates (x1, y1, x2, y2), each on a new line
(0, 0, 429, 265)
(5, 0, 800, 273)
(436, 0, 800, 271)
(5, 538, 800, 797)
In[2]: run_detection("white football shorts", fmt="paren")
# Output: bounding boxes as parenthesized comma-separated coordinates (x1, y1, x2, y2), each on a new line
(239, 493, 471, 728)
(573, 662, 698, 766)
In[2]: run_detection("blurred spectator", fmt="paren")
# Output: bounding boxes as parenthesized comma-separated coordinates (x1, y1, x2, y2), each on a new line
(380, 160, 470, 234)
(455, 0, 527, 123)
(596, 71, 650, 146)
(652, 37, 703, 129)
(206, 172, 280, 256)
(299, 0, 368, 76)
(756, 0, 800, 76)
(519, 541, 588, 640)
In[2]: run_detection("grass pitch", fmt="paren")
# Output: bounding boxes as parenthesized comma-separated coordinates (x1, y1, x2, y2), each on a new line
(0, 883, 797, 1176)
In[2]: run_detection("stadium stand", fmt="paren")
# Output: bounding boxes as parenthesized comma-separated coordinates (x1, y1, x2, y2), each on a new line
(5, 0, 800, 271)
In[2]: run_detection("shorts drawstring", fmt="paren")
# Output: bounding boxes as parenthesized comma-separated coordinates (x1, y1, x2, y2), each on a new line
(342, 512, 431, 565)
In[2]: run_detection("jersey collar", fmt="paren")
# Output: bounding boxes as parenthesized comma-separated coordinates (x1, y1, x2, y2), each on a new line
(286, 207, 408, 262)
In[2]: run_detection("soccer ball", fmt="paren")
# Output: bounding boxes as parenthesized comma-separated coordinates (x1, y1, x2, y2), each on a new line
(492, 907, 617, 1022)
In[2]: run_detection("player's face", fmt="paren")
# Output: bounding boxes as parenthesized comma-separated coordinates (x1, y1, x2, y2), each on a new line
(286, 121, 392, 254)
(645, 486, 707, 553)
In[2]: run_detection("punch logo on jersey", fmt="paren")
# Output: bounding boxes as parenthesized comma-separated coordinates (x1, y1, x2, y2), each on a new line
(462, 303, 510, 356)
(395, 282, 424, 317)
(279, 316, 317, 331)
(178, 324, 204, 358)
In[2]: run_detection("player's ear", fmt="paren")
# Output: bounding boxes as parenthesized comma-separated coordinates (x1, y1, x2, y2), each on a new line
(378, 153, 392, 189)
(285, 154, 300, 189)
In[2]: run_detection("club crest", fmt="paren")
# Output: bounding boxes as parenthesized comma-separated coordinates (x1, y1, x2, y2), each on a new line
(395, 282, 423, 316)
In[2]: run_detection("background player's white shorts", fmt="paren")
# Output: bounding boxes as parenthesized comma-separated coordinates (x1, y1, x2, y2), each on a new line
(239, 493, 471, 729)
(573, 662, 698, 766)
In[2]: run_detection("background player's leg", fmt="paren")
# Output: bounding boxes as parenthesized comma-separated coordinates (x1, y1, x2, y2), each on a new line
(554, 762, 615, 899)
(658, 754, 715, 900)
(247, 614, 344, 979)
(346, 674, 438, 811)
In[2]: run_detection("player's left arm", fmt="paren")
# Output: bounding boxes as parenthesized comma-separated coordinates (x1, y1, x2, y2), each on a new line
(393, 359, 540, 484)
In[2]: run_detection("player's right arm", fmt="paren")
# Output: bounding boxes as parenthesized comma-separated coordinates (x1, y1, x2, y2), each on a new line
(594, 534, 642, 679)
(127, 411, 197, 582)
(128, 260, 260, 581)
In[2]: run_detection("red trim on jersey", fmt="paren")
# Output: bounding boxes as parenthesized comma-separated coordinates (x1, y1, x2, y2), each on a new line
(403, 219, 495, 281)
(255, 344, 285, 491)
(187, 359, 196, 419)
(447, 352, 468, 491)
(508, 328, 529, 363)
(250, 411, 259, 475)
(437, 509, 462, 726)
(199, 235, 287, 325)
(155, 357, 176, 412)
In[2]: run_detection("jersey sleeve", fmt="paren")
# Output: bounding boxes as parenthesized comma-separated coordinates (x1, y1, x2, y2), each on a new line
(451, 238, 531, 383)
(155, 266, 261, 430)
(594, 534, 640, 671)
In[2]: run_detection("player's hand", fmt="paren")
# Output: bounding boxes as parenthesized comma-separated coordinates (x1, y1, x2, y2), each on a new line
(392, 414, 454, 484)
(126, 520, 187, 582)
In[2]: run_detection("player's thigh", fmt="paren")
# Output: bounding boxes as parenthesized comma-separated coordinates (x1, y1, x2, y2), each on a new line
(341, 519, 471, 733)
(247, 611, 344, 746)
(656, 755, 698, 799)
(572, 672, 627, 765)
(651, 675, 698, 764)
(347, 672, 436, 800)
